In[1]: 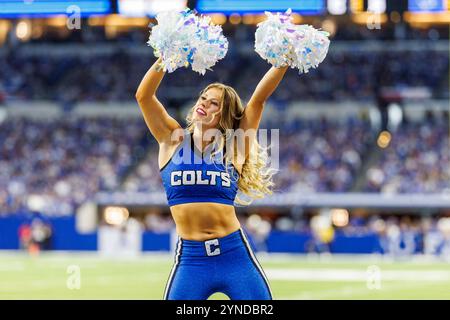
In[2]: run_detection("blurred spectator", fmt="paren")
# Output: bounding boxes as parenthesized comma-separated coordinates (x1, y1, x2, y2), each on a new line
(30, 218, 52, 251)
(18, 218, 53, 253)
(18, 222, 32, 250)
(245, 214, 272, 252)
(308, 215, 335, 254)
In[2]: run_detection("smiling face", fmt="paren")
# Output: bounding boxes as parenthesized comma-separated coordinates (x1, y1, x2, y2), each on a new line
(192, 87, 223, 129)
(187, 83, 245, 137)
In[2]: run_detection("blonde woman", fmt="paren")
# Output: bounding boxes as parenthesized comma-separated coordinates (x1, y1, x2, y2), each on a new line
(136, 57, 287, 300)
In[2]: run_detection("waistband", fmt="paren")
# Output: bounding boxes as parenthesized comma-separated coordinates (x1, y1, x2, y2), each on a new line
(177, 228, 249, 257)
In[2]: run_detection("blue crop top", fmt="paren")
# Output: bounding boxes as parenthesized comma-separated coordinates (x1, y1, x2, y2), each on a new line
(160, 131, 239, 206)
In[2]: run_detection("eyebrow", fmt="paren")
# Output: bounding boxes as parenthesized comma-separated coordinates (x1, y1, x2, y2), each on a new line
(201, 95, 219, 102)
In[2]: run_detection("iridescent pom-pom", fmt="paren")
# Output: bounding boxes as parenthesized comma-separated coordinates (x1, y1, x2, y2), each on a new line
(147, 9, 228, 75)
(255, 9, 330, 73)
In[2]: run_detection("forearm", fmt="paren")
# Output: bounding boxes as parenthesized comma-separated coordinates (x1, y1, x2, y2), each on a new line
(249, 65, 288, 104)
(135, 57, 165, 101)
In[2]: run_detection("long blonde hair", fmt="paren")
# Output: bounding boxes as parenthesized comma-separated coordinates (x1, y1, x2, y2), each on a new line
(186, 83, 276, 205)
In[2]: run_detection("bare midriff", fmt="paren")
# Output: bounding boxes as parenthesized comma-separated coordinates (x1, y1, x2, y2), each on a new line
(170, 202, 241, 241)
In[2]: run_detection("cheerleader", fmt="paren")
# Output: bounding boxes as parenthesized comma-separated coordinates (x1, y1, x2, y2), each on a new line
(136, 8, 329, 300)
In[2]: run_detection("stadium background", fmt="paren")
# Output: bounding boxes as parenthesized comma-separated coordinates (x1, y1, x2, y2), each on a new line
(0, 0, 449, 299)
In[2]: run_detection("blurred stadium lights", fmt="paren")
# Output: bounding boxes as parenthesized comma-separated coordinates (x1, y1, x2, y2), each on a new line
(367, 0, 387, 14)
(404, 11, 450, 25)
(0, 0, 447, 32)
(104, 14, 148, 27)
(321, 18, 337, 37)
(377, 131, 392, 149)
(210, 13, 226, 25)
(349, 0, 364, 12)
(117, 0, 187, 17)
(27, 194, 46, 212)
(350, 0, 388, 27)
(241, 13, 290, 25)
(387, 103, 403, 132)
(44, 16, 67, 27)
(87, 14, 149, 38)
(0, 20, 11, 45)
(331, 208, 349, 227)
(228, 13, 241, 25)
(87, 15, 107, 26)
(437, 217, 450, 235)
(327, 0, 347, 15)
(349, 0, 387, 13)
(15, 19, 32, 41)
(104, 206, 130, 226)
(241, 13, 255, 24)
(290, 13, 302, 23)
(351, 11, 388, 25)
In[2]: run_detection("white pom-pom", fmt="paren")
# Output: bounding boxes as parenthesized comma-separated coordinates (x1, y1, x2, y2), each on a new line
(190, 15, 228, 75)
(255, 9, 330, 73)
(147, 9, 228, 75)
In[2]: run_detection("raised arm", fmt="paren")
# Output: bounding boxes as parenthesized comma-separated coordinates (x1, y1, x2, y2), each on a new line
(233, 65, 288, 167)
(239, 65, 288, 132)
(135, 57, 181, 144)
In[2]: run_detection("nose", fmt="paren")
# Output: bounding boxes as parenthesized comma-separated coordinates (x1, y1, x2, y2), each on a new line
(201, 100, 211, 109)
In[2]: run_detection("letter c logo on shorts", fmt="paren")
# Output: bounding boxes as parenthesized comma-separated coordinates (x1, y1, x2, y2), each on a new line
(205, 239, 220, 256)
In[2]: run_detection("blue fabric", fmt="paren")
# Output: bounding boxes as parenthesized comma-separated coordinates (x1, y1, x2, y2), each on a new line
(164, 229, 272, 300)
(160, 130, 239, 207)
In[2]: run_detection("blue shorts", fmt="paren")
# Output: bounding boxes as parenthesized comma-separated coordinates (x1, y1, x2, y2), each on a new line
(163, 228, 273, 300)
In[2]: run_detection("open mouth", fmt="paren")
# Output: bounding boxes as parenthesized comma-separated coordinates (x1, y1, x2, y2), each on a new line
(196, 107, 207, 116)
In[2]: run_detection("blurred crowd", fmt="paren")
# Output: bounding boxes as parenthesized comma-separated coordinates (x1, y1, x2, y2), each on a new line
(139, 208, 450, 257)
(0, 117, 148, 215)
(0, 23, 448, 218)
(274, 117, 371, 192)
(0, 22, 448, 107)
(0, 48, 447, 106)
(1, 114, 448, 216)
(244, 210, 450, 257)
(8, 21, 449, 44)
(366, 117, 450, 193)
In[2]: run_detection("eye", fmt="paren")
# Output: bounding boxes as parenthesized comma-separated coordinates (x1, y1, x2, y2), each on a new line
(200, 96, 206, 100)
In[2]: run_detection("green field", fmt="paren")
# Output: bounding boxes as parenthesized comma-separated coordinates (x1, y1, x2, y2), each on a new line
(1, 252, 449, 300)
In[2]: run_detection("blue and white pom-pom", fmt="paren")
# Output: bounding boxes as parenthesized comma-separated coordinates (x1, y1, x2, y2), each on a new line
(255, 9, 330, 73)
(147, 9, 228, 75)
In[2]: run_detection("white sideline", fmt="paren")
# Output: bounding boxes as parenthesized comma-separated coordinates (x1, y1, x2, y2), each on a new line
(266, 268, 450, 282)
